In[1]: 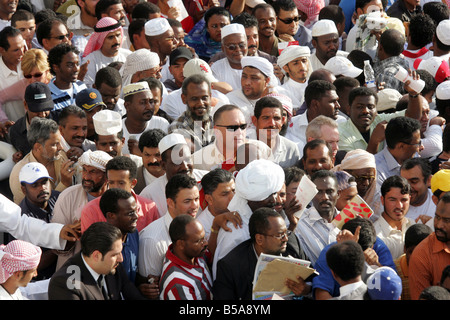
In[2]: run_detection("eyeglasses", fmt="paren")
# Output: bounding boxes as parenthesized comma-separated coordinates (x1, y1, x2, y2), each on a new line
(49, 33, 70, 40)
(352, 175, 375, 184)
(401, 140, 422, 147)
(263, 230, 292, 240)
(223, 42, 246, 51)
(215, 124, 247, 131)
(24, 72, 43, 79)
(278, 16, 301, 24)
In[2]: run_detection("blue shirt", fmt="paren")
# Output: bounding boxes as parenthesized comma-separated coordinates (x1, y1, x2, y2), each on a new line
(122, 230, 139, 284)
(48, 78, 87, 111)
(184, 19, 223, 62)
(311, 237, 396, 298)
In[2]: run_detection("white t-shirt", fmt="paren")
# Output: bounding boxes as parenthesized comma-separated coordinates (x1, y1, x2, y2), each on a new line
(406, 189, 436, 222)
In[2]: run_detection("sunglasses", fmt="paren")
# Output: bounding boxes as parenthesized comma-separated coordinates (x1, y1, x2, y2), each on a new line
(49, 33, 70, 40)
(215, 124, 247, 131)
(24, 72, 43, 79)
(224, 43, 246, 51)
(278, 16, 301, 24)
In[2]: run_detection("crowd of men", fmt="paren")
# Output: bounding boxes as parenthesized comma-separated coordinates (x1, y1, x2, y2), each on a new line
(0, 0, 449, 302)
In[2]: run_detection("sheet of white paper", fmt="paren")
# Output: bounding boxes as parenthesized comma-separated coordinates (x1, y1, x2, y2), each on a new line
(167, 0, 189, 21)
(293, 175, 318, 219)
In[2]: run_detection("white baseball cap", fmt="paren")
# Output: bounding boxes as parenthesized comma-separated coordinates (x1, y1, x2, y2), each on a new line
(19, 162, 52, 184)
(324, 56, 362, 78)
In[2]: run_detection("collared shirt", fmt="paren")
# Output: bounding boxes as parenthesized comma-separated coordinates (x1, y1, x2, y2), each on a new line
(373, 55, 410, 94)
(294, 206, 340, 266)
(338, 109, 406, 152)
(374, 215, 415, 260)
(138, 212, 173, 278)
(48, 77, 87, 111)
(168, 110, 215, 152)
(0, 57, 25, 122)
(19, 190, 60, 223)
(409, 233, 450, 300)
(160, 243, 213, 300)
(374, 146, 403, 191)
(337, 280, 367, 300)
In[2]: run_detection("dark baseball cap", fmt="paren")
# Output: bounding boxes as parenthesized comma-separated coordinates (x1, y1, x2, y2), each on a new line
(169, 47, 194, 66)
(75, 88, 106, 112)
(24, 82, 54, 113)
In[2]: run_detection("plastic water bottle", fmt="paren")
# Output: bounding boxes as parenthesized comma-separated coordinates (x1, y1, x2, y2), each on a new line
(364, 60, 376, 88)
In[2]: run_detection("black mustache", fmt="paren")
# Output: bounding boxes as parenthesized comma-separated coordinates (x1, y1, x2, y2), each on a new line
(147, 162, 161, 167)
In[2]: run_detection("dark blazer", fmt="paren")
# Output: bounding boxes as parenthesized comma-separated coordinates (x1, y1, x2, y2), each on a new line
(134, 165, 147, 195)
(48, 252, 146, 300)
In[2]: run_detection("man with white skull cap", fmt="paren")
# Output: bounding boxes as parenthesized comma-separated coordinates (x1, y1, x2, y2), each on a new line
(436, 80, 450, 124)
(211, 23, 248, 90)
(51, 150, 113, 269)
(432, 20, 450, 63)
(278, 45, 312, 106)
(121, 49, 161, 88)
(212, 159, 285, 279)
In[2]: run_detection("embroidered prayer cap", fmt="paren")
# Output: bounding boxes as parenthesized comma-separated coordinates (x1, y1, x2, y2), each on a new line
(121, 49, 160, 87)
(414, 57, 450, 84)
(19, 162, 52, 184)
(245, 0, 265, 8)
(294, 0, 325, 28)
(266, 92, 293, 117)
(93, 109, 122, 136)
(144, 17, 170, 37)
(183, 58, 217, 83)
(324, 56, 362, 78)
(158, 133, 188, 154)
(123, 81, 151, 98)
(75, 88, 106, 112)
(436, 19, 450, 46)
(366, 267, 402, 300)
(431, 169, 450, 193)
(24, 82, 54, 113)
(0, 240, 42, 284)
(435, 80, 450, 100)
(241, 56, 278, 88)
(376, 88, 402, 112)
(82, 17, 123, 58)
(78, 150, 113, 171)
(221, 23, 246, 40)
(277, 45, 311, 68)
(311, 19, 338, 37)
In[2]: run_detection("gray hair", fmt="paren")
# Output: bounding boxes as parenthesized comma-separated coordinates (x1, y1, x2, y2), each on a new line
(27, 117, 59, 147)
(305, 115, 338, 140)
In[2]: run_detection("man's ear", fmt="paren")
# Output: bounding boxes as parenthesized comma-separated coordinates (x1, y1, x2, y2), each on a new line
(181, 93, 187, 105)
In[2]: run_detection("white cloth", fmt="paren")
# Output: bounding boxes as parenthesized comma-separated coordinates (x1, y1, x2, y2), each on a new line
(222, 89, 257, 127)
(121, 116, 170, 155)
(0, 58, 24, 122)
(281, 78, 308, 107)
(210, 58, 243, 91)
(420, 124, 443, 159)
(0, 285, 24, 300)
(406, 189, 436, 222)
(0, 194, 66, 250)
(138, 212, 172, 278)
(195, 206, 215, 241)
(309, 50, 348, 72)
(373, 215, 415, 260)
(82, 48, 131, 88)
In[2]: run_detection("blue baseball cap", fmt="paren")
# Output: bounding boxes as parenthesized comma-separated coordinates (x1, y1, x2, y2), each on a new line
(367, 267, 402, 300)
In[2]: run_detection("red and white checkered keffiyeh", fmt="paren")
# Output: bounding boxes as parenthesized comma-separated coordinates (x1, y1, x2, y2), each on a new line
(294, 0, 325, 28)
(0, 240, 42, 284)
(83, 17, 123, 58)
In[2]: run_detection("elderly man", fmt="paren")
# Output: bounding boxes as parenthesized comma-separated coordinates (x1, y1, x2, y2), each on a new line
(140, 133, 208, 217)
(211, 23, 248, 91)
(305, 115, 343, 164)
(82, 17, 131, 88)
(51, 150, 112, 269)
(121, 49, 161, 88)
(10, 118, 71, 205)
(212, 159, 285, 279)
(121, 81, 169, 155)
(277, 45, 312, 106)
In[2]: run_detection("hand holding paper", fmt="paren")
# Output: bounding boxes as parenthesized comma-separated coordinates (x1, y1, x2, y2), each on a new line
(293, 175, 318, 219)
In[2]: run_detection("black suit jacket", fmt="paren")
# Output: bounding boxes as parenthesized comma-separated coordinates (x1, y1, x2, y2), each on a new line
(48, 252, 146, 300)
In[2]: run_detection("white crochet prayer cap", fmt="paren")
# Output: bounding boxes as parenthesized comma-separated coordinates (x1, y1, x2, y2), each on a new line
(93, 109, 123, 136)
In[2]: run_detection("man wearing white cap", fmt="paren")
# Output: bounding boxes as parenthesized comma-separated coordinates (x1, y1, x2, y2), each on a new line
(211, 159, 285, 279)
(324, 56, 363, 79)
(0, 240, 42, 300)
(432, 19, 450, 64)
(210, 23, 248, 90)
(122, 81, 170, 155)
(121, 49, 161, 88)
(140, 133, 208, 217)
(82, 17, 132, 88)
(436, 80, 450, 124)
(277, 45, 312, 107)
(310, 19, 348, 72)
(144, 17, 177, 83)
(51, 150, 113, 269)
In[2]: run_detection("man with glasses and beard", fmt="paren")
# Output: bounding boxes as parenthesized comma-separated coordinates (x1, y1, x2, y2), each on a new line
(51, 150, 112, 270)
(409, 192, 450, 300)
(168, 74, 214, 153)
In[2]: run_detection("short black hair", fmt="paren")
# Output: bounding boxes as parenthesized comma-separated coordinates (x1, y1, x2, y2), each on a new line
(333, 76, 360, 94)
(401, 158, 432, 182)
(254, 96, 283, 119)
(95, 66, 122, 88)
(423, 1, 450, 26)
(11, 9, 35, 26)
(272, 0, 296, 15)
(169, 214, 196, 243)
(181, 74, 210, 97)
(99, 188, 133, 217)
(302, 139, 333, 162)
(105, 156, 138, 180)
(249, 207, 282, 242)
(95, 0, 122, 20)
(326, 240, 365, 281)
(48, 43, 80, 76)
(81, 222, 122, 257)
(231, 11, 258, 29)
(348, 86, 379, 106)
(404, 223, 432, 250)
(342, 216, 376, 251)
(128, 18, 147, 46)
(0, 26, 22, 51)
(384, 116, 421, 149)
(131, 2, 160, 19)
(138, 128, 166, 152)
(165, 174, 198, 201)
(416, 69, 437, 97)
(381, 175, 411, 197)
(408, 14, 435, 49)
(58, 105, 86, 126)
(284, 166, 305, 186)
(380, 29, 405, 57)
(204, 6, 231, 26)
(212, 104, 240, 124)
(201, 168, 234, 195)
(36, 18, 67, 46)
(304, 80, 337, 108)
(310, 169, 338, 186)
(318, 4, 345, 25)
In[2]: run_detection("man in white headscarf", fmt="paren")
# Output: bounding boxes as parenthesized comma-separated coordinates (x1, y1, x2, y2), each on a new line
(278, 45, 312, 107)
(0, 240, 41, 300)
(212, 159, 285, 279)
